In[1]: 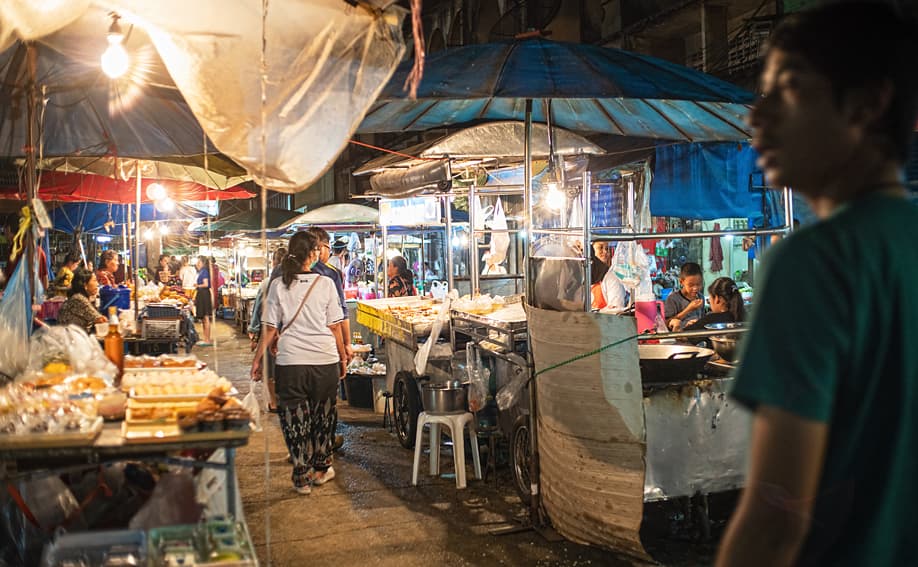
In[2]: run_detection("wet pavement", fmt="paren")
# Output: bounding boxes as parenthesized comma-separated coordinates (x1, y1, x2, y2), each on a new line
(197, 320, 722, 566)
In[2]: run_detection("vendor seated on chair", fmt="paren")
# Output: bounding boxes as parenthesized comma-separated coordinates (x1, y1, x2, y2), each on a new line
(58, 267, 107, 333)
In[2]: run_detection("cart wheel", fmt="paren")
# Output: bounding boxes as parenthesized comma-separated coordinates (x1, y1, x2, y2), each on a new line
(393, 372, 420, 449)
(510, 415, 532, 506)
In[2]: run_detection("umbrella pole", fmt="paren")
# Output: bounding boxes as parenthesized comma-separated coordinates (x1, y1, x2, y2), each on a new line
(492, 98, 560, 542)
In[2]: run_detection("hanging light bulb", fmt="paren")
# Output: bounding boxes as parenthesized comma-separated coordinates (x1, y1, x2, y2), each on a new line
(545, 182, 565, 211)
(159, 224, 170, 235)
(155, 197, 176, 213)
(146, 183, 166, 201)
(143, 228, 155, 240)
(101, 14, 129, 79)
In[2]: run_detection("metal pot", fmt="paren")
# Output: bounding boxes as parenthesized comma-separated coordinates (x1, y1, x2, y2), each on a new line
(421, 380, 468, 413)
(705, 322, 745, 362)
(638, 344, 715, 383)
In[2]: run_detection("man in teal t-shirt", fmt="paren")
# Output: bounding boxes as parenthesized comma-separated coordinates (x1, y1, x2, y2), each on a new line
(716, 4, 918, 567)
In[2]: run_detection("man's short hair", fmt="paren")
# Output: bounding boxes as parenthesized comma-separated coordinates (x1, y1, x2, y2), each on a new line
(680, 262, 702, 278)
(766, 2, 918, 162)
(306, 226, 330, 243)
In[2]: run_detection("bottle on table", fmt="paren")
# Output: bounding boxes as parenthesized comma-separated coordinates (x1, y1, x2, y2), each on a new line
(104, 306, 124, 385)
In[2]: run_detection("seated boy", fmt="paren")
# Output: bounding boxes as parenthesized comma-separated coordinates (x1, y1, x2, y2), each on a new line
(664, 262, 704, 331)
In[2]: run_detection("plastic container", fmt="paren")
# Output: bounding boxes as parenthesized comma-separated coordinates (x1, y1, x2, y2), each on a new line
(343, 374, 374, 408)
(99, 285, 132, 312)
(41, 529, 146, 567)
(635, 300, 665, 334)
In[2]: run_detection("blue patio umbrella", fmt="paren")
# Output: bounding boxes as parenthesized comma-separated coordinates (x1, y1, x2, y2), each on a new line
(359, 38, 754, 142)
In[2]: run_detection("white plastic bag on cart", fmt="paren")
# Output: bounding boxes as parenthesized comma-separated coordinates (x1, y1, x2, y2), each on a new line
(414, 298, 451, 376)
(465, 347, 489, 413)
(487, 197, 510, 266)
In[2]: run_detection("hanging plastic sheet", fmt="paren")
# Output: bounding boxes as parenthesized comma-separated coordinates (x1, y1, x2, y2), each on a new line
(650, 142, 761, 221)
(0, 257, 32, 379)
(0, 1, 406, 193)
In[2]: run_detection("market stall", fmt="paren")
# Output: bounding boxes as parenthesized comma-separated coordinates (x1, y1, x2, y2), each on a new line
(0, 331, 257, 566)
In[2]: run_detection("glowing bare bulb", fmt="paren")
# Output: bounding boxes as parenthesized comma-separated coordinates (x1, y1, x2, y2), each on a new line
(101, 35, 129, 78)
(545, 184, 565, 211)
(155, 197, 175, 213)
(146, 183, 166, 201)
(159, 224, 170, 235)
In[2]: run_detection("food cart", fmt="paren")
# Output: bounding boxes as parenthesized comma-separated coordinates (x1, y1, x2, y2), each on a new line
(520, 140, 794, 557)
(354, 123, 605, 498)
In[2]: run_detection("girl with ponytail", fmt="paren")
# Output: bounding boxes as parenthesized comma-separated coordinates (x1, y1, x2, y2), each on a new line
(684, 276, 745, 331)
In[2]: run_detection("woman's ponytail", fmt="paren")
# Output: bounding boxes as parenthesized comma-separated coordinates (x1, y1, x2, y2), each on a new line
(282, 231, 318, 287)
(709, 277, 745, 322)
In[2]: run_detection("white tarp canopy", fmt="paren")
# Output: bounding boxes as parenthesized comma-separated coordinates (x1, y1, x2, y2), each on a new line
(280, 203, 379, 229)
(0, 0, 406, 193)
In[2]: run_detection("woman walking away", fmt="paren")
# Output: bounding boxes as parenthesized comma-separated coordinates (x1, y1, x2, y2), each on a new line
(251, 231, 347, 495)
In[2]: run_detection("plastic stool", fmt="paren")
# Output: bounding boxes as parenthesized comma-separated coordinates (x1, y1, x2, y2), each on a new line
(411, 411, 482, 489)
(382, 391, 393, 431)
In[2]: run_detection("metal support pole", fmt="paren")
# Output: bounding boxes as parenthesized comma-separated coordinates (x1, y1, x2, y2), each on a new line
(524, 100, 533, 302)
(469, 183, 479, 296)
(226, 448, 237, 518)
(24, 44, 38, 308)
(134, 171, 142, 319)
(381, 224, 389, 297)
(582, 171, 592, 312)
(444, 195, 454, 291)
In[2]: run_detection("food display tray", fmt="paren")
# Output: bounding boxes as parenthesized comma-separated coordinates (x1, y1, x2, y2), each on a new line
(451, 302, 529, 354)
(356, 298, 447, 348)
(0, 417, 104, 449)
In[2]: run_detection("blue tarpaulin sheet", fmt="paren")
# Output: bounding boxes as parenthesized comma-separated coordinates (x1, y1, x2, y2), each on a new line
(650, 142, 763, 222)
(51, 203, 203, 234)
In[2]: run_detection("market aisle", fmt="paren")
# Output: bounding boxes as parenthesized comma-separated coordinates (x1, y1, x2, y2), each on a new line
(203, 320, 709, 566)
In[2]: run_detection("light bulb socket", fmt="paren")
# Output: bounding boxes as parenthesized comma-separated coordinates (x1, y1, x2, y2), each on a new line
(108, 13, 123, 38)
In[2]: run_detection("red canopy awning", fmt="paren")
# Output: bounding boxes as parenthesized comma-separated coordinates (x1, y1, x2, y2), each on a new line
(0, 172, 254, 204)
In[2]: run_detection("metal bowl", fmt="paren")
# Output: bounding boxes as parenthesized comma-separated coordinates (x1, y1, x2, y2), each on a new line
(704, 322, 745, 362)
(421, 381, 468, 414)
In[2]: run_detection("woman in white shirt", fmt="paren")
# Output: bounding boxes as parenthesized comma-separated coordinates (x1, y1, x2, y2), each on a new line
(179, 256, 198, 299)
(251, 231, 347, 495)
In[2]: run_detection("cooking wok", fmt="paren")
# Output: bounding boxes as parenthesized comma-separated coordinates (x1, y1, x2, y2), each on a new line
(638, 344, 715, 383)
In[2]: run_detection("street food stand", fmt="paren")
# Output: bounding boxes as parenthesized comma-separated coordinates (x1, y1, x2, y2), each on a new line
(354, 123, 604, 458)
(0, 347, 257, 565)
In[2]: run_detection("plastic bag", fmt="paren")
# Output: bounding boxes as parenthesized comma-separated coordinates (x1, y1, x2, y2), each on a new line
(496, 362, 528, 411)
(611, 240, 650, 289)
(0, 259, 32, 379)
(24, 325, 117, 384)
(242, 385, 262, 432)
(487, 197, 510, 266)
(414, 298, 451, 376)
(465, 347, 489, 413)
(130, 470, 203, 530)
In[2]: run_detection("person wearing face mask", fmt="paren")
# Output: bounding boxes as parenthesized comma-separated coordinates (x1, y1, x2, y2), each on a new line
(716, 5, 918, 566)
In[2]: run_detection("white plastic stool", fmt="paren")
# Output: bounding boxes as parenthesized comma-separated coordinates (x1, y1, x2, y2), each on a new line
(411, 411, 482, 489)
